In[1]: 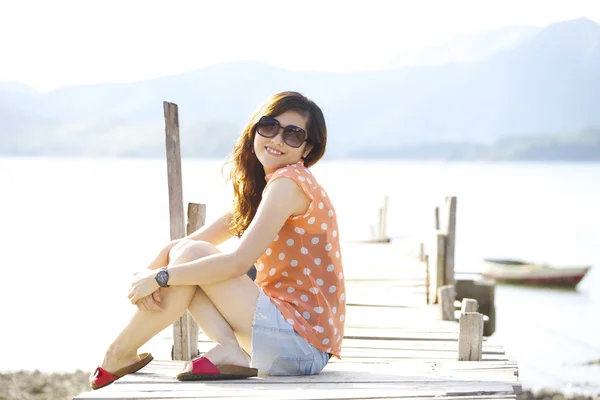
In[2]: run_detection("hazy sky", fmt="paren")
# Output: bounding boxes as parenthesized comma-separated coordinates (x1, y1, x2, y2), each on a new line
(1, 0, 599, 91)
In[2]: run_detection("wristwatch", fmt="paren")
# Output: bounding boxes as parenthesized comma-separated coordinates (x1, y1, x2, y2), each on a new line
(155, 267, 170, 288)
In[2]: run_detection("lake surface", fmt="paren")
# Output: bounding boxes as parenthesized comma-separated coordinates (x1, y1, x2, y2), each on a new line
(0, 157, 598, 393)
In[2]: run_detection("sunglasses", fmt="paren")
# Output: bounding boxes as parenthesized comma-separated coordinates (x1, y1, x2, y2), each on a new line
(256, 116, 308, 148)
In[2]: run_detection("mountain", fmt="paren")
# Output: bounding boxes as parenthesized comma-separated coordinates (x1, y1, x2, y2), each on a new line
(389, 25, 539, 67)
(1, 18, 599, 159)
(350, 126, 600, 161)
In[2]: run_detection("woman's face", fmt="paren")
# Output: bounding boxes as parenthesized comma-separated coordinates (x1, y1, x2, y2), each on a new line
(253, 110, 311, 174)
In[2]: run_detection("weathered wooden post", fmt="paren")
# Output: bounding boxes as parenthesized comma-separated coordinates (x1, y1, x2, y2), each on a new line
(461, 298, 478, 313)
(443, 196, 457, 287)
(430, 196, 457, 304)
(438, 285, 455, 321)
(425, 254, 430, 304)
(455, 279, 496, 336)
(183, 203, 206, 359)
(377, 195, 389, 242)
(458, 312, 484, 361)
(164, 101, 195, 361)
(431, 233, 446, 303)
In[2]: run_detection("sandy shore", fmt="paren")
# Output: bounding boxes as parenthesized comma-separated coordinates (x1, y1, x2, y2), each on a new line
(1, 371, 599, 400)
(0, 371, 91, 400)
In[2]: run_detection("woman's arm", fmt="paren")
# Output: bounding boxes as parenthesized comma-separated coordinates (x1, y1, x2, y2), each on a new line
(145, 212, 234, 270)
(167, 178, 309, 286)
(128, 178, 309, 304)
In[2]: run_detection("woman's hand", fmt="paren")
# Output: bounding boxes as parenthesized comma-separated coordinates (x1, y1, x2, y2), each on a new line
(128, 269, 160, 304)
(135, 291, 163, 312)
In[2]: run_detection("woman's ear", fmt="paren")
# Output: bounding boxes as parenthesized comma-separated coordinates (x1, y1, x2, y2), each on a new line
(303, 144, 313, 159)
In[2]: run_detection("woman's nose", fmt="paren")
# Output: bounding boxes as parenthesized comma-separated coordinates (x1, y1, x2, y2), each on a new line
(269, 129, 286, 145)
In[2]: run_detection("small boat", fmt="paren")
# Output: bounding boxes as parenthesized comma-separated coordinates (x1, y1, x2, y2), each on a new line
(482, 258, 591, 287)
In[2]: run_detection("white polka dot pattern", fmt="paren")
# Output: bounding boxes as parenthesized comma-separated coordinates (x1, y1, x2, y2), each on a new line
(255, 160, 346, 359)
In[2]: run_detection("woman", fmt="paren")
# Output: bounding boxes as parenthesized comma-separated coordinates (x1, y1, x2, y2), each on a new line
(90, 91, 346, 389)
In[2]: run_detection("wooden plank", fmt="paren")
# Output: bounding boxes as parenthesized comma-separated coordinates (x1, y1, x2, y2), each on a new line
(103, 360, 517, 383)
(334, 338, 505, 353)
(75, 382, 516, 400)
(183, 337, 507, 355)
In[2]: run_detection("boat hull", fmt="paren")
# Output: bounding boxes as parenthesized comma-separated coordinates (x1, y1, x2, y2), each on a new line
(481, 259, 590, 287)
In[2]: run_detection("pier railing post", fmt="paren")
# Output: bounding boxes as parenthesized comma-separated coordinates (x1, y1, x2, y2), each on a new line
(183, 203, 206, 359)
(443, 196, 457, 287)
(425, 254, 430, 304)
(164, 100, 196, 361)
(438, 285, 455, 321)
(458, 312, 484, 361)
(432, 233, 446, 303)
(431, 196, 457, 303)
(378, 195, 389, 242)
(461, 298, 478, 313)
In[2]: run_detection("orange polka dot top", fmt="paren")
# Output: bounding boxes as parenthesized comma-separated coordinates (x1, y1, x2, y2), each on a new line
(255, 160, 346, 358)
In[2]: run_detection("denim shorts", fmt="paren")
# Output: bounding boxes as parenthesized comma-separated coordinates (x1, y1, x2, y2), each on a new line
(250, 290, 330, 376)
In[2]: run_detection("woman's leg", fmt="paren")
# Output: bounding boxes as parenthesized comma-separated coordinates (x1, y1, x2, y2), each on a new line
(100, 240, 259, 373)
(175, 241, 260, 369)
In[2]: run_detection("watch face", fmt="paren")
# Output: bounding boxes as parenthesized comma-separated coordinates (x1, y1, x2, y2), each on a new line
(156, 271, 168, 286)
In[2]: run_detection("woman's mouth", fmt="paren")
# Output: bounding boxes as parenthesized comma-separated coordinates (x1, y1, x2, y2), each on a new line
(265, 146, 284, 156)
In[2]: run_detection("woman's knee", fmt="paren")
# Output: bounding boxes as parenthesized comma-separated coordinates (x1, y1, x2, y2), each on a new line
(169, 240, 220, 265)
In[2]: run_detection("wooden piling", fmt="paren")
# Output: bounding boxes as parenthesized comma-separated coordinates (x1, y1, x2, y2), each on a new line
(181, 203, 206, 359)
(438, 285, 455, 321)
(164, 101, 193, 361)
(455, 279, 496, 336)
(461, 298, 478, 313)
(458, 312, 484, 361)
(432, 233, 446, 303)
(443, 196, 457, 287)
(378, 195, 389, 242)
(425, 254, 430, 304)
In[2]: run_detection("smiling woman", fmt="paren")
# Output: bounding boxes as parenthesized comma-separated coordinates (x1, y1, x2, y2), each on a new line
(89, 91, 345, 390)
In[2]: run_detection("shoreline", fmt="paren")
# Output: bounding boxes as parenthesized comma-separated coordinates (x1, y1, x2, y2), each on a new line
(1, 371, 599, 400)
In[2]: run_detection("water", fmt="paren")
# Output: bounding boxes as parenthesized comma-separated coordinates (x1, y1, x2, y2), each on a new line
(0, 157, 599, 393)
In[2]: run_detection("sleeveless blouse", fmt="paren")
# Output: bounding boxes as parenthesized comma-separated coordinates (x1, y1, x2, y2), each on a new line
(254, 160, 346, 358)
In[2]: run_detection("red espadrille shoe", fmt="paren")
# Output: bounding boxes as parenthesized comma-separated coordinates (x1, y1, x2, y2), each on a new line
(90, 352, 153, 390)
(176, 356, 257, 381)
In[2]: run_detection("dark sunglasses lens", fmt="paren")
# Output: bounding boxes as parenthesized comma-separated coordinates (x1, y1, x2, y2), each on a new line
(283, 127, 306, 148)
(257, 117, 279, 138)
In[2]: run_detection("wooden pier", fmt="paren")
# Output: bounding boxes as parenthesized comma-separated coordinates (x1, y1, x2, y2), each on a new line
(73, 238, 520, 399)
(72, 101, 520, 399)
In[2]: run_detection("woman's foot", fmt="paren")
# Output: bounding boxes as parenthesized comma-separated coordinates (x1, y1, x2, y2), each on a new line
(180, 343, 250, 374)
(90, 350, 154, 390)
(100, 345, 143, 375)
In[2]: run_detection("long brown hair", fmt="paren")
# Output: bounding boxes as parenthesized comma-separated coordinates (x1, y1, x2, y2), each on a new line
(224, 91, 327, 237)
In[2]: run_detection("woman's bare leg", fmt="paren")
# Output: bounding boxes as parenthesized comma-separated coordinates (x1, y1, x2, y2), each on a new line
(174, 241, 260, 370)
(99, 240, 259, 373)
